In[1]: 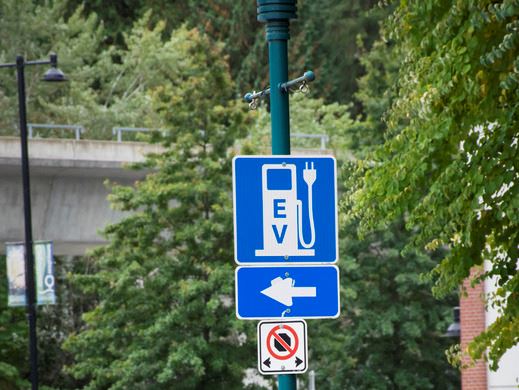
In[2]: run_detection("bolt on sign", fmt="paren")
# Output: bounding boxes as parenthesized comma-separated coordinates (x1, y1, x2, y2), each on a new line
(257, 319, 308, 375)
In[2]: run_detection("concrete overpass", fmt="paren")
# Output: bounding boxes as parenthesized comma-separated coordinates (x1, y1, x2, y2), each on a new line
(0, 135, 330, 256)
(0, 137, 162, 255)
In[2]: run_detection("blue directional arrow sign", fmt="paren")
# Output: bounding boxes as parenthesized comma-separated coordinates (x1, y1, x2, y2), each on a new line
(235, 265, 340, 319)
(233, 156, 338, 264)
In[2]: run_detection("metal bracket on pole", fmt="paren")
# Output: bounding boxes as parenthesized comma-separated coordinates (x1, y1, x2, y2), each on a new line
(243, 70, 315, 110)
(243, 88, 271, 110)
(280, 70, 315, 93)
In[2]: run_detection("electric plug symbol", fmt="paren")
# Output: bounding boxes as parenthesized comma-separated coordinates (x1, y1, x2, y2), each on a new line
(303, 162, 316, 187)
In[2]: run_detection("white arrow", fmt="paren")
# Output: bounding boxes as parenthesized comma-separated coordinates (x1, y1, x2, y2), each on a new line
(261, 276, 316, 306)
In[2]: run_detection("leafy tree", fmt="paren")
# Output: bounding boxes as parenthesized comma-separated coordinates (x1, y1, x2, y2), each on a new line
(63, 23, 260, 389)
(346, 0, 519, 368)
(0, 254, 91, 390)
(45, 11, 181, 138)
(179, 1, 387, 108)
(0, 1, 172, 140)
(329, 31, 458, 389)
(0, 253, 96, 390)
(243, 92, 354, 155)
(0, 0, 106, 136)
(349, 38, 400, 154)
(65, 0, 386, 106)
(36, 255, 98, 389)
(311, 219, 458, 390)
(63, 0, 192, 46)
(0, 256, 29, 390)
(64, 0, 263, 95)
(289, 0, 386, 109)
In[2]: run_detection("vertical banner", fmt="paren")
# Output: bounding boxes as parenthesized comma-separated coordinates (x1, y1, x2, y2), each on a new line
(6, 243, 25, 307)
(6, 241, 56, 307)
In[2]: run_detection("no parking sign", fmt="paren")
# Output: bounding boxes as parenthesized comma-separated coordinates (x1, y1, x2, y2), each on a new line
(257, 319, 307, 375)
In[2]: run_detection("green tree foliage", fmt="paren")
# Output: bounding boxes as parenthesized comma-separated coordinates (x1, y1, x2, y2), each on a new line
(312, 219, 458, 389)
(36, 255, 98, 389)
(46, 12, 187, 137)
(0, 1, 172, 139)
(63, 0, 192, 46)
(65, 0, 385, 106)
(0, 253, 93, 390)
(0, 0, 106, 135)
(0, 257, 29, 390)
(244, 92, 354, 155)
(337, 35, 458, 389)
(62, 24, 259, 389)
(350, 39, 400, 153)
(64, 0, 263, 96)
(347, 1, 519, 368)
(290, 0, 385, 109)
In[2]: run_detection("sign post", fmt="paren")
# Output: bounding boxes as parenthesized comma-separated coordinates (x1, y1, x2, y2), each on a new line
(258, 2, 297, 387)
(239, 2, 337, 389)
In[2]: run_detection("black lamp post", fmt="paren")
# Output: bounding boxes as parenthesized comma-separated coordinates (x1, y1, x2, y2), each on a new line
(0, 53, 66, 390)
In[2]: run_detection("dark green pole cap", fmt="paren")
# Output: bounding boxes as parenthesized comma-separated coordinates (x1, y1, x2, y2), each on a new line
(257, 0, 297, 22)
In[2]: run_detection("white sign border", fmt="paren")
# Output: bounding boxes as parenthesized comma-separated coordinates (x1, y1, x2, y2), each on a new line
(232, 155, 339, 266)
(257, 319, 308, 375)
(235, 265, 341, 320)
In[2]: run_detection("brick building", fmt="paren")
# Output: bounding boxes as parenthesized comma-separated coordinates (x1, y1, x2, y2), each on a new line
(460, 266, 519, 390)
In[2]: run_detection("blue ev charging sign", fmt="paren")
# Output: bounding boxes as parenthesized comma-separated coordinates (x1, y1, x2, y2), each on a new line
(232, 156, 338, 264)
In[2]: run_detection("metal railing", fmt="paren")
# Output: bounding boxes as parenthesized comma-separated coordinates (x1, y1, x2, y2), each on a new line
(291, 133, 329, 150)
(112, 127, 154, 142)
(28, 124, 84, 140)
(17, 124, 330, 150)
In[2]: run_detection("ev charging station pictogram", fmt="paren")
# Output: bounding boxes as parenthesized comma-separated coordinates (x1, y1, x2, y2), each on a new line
(258, 320, 307, 375)
(233, 156, 338, 264)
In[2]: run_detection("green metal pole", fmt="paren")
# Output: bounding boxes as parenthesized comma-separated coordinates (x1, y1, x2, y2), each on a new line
(267, 21, 290, 155)
(278, 373, 297, 389)
(257, 0, 296, 156)
(257, 1, 297, 389)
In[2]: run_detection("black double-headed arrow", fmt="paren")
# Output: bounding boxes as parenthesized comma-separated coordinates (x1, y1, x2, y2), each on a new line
(263, 356, 303, 368)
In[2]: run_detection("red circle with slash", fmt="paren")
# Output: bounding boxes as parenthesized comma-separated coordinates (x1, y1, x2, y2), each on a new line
(266, 324, 299, 360)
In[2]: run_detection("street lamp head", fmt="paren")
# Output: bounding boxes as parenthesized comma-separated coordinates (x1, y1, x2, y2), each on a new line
(42, 53, 67, 82)
(42, 67, 67, 82)
(444, 306, 461, 338)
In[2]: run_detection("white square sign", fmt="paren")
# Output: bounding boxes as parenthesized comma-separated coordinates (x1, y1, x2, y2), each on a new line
(257, 319, 308, 375)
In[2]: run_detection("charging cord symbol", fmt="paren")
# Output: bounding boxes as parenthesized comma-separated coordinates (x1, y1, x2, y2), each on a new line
(298, 162, 316, 249)
(255, 161, 317, 258)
